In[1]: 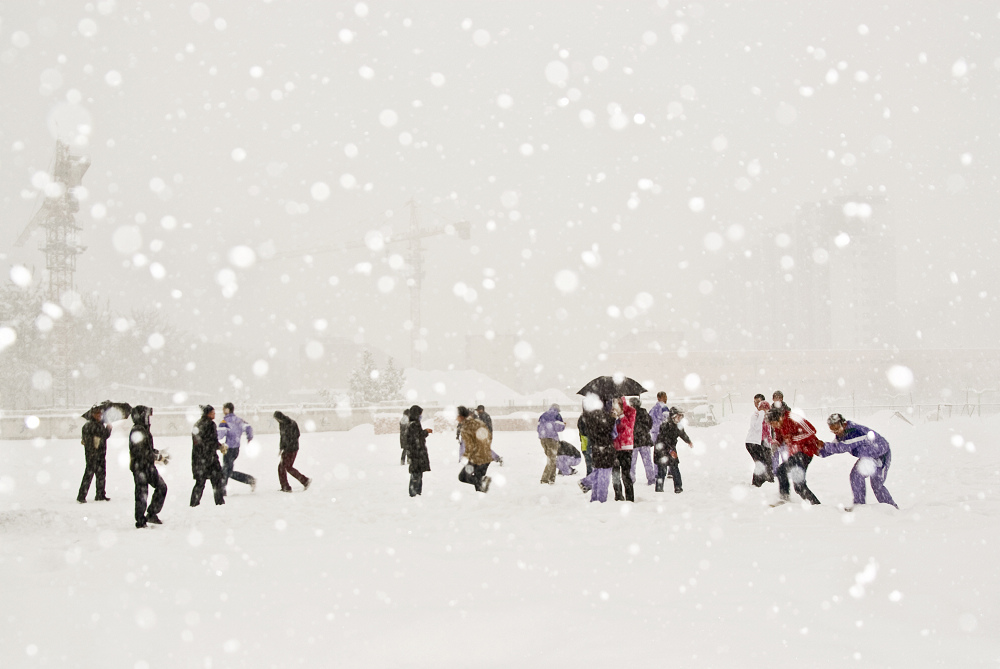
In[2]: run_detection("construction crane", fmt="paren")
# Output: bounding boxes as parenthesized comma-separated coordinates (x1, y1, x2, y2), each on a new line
(15, 141, 90, 406)
(269, 199, 470, 368)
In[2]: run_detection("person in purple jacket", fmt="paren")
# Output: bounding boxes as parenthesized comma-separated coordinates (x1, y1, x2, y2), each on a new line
(218, 402, 257, 495)
(537, 404, 566, 484)
(819, 413, 898, 508)
(648, 391, 669, 442)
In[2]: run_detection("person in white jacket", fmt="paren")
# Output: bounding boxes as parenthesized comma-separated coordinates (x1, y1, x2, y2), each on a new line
(744, 394, 774, 487)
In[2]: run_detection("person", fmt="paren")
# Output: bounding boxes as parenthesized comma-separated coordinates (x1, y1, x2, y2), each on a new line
(129, 405, 168, 528)
(78, 405, 112, 503)
(820, 413, 898, 508)
(577, 412, 593, 476)
(772, 390, 790, 413)
(399, 408, 410, 465)
(654, 407, 693, 493)
(611, 397, 636, 501)
(274, 411, 310, 492)
(191, 405, 226, 506)
(218, 402, 256, 495)
(629, 397, 656, 486)
(536, 404, 565, 485)
(476, 405, 504, 466)
(456, 406, 492, 493)
(577, 406, 617, 502)
(767, 406, 821, 505)
(649, 392, 669, 443)
(404, 405, 432, 496)
(745, 394, 774, 487)
(556, 440, 582, 475)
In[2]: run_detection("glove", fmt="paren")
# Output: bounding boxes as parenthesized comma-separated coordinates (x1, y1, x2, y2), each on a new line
(219, 444, 228, 455)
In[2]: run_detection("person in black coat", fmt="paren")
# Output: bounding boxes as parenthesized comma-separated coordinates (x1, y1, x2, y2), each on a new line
(129, 405, 168, 528)
(577, 408, 617, 501)
(78, 406, 113, 503)
(190, 405, 225, 506)
(629, 398, 656, 486)
(654, 408, 693, 493)
(405, 405, 432, 496)
(274, 411, 310, 492)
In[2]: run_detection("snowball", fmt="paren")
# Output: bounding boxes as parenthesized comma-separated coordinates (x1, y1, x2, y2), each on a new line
(231, 148, 246, 162)
(683, 373, 701, 391)
(189, 2, 211, 23)
(592, 55, 609, 72)
(0, 327, 17, 353)
(834, 232, 850, 248)
(305, 341, 324, 360)
(496, 93, 513, 109)
(886, 365, 913, 390)
(473, 29, 491, 47)
(513, 341, 533, 361)
(856, 457, 877, 477)
(951, 59, 968, 78)
(252, 360, 269, 377)
(377, 276, 395, 293)
(688, 197, 705, 212)
(78, 19, 98, 38)
(775, 102, 797, 125)
(704, 232, 724, 251)
(544, 60, 569, 85)
(112, 225, 142, 254)
(147, 333, 165, 350)
(554, 270, 578, 293)
(10, 265, 32, 287)
(228, 245, 256, 268)
(104, 70, 123, 87)
(340, 174, 357, 189)
(379, 109, 398, 127)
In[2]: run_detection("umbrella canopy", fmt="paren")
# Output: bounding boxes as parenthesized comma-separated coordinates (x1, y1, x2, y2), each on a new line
(81, 400, 134, 422)
(576, 375, 647, 402)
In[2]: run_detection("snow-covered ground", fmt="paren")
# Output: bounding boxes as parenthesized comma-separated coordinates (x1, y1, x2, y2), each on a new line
(1, 412, 997, 668)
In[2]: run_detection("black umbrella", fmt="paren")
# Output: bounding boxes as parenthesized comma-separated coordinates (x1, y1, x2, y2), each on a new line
(576, 375, 647, 402)
(81, 400, 134, 422)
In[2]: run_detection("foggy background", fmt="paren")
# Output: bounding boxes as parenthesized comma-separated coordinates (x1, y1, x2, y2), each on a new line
(1, 1, 998, 408)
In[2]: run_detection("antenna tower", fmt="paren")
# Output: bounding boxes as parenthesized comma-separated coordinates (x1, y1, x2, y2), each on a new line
(15, 141, 90, 406)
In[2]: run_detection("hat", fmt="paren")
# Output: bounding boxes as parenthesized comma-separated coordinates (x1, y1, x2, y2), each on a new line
(827, 412, 846, 426)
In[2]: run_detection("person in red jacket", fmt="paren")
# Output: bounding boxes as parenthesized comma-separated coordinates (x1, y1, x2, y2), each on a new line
(611, 396, 636, 502)
(766, 406, 821, 505)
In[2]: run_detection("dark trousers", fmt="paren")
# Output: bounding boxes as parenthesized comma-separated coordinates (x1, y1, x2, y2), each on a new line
(278, 450, 309, 490)
(746, 443, 774, 487)
(582, 448, 594, 476)
(458, 462, 490, 491)
(133, 467, 167, 525)
(655, 449, 682, 492)
(776, 453, 820, 504)
(409, 471, 423, 497)
(77, 446, 108, 501)
(190, 467, 225, 506)
(400, 447, 407, 465)
(611, 450, 635, 501)
(222, 447, 254, 492)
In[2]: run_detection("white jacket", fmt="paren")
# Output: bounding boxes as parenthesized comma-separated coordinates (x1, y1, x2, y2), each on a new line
(745, 407, 766, 445)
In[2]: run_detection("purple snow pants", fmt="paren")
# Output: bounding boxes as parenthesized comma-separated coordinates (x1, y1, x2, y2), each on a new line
(851, 452, 897, 507)
(579, 467, 611, 502)
(557, 454, 581, 475)
(630, 446, 656, 485)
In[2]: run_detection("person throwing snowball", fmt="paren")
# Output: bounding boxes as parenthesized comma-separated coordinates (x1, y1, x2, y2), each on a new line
(820, 413, 898, 509)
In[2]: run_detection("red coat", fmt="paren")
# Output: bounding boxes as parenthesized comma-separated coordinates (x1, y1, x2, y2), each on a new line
(774, 412, 821, 457)
(613, 400, 636, 450)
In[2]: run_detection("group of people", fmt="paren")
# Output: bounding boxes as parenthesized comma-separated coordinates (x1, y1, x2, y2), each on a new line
(744, 390, 897, 508)
(76, 389, 898, 525)
(77, 402, 312, 529)
(538, 393, 694, 503)
(397, 404, 500, 497)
